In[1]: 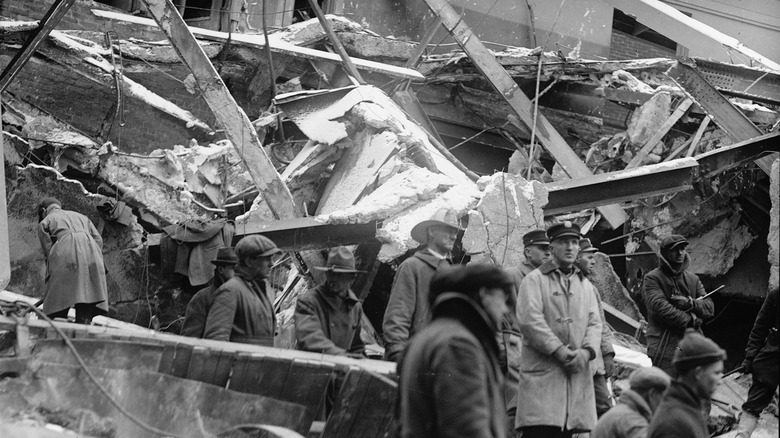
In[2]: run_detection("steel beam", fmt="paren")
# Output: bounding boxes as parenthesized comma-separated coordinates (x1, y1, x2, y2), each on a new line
(694, 59, 780, 106)
(544, 158, 698, 215)
(695, 132, 780, 179)
(0, 0, 76, 92)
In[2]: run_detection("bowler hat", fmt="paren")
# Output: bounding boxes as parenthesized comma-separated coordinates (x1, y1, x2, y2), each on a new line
(410, 208, 462, 244)
(579, 238, 598, 253)
(546, 221, 581, 242)
(235, 235, 281, 259)
(660, 234, 689, 251)
(673, 329, 726, 372)
(211, 247, 238, 266)
(523, 229, 550, 247)
(313, 246, 366, 273)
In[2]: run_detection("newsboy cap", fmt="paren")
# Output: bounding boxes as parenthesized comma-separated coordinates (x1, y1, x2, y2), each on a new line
(523, 229, 550, 247)
(629, 366, 671, 392)
(660, 234, 689, 251)
(546, 221, 581, 242)
(673, 329, 726, 372)
(235, 235, 281, 259)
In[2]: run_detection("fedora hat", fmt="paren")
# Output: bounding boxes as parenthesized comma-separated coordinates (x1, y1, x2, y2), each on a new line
(410, 208, 462, 244)
(579, 238, 598, 253)
(211, 247, 238, 266)
(313, 246, 366, 273)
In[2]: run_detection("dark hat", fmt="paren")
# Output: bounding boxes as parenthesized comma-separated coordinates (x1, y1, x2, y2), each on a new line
(235, 235, 281, 259)
(429, 264, 514, 307)
(546, 221, 581, 242)
(410, 208, 462, 244)
(579, 238, 598, 253)
(313, 246, 366, 273)
(37, 197, 61, 211)
(629, 366, 672, 392)
(661, 234, 689, 251)
(211, 247, 238, 266)
(523, 229, 550, 247)
(673, 329, 727, 372)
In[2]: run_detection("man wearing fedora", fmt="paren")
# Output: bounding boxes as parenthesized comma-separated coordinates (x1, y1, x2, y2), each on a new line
(515, 221, 603, 438)
(294, 246, 366, 356)
(642, 234, 714, 377)
(181, 247, 238, 338)
(382, 208, 461, 362)
(203, 235, 281, 346)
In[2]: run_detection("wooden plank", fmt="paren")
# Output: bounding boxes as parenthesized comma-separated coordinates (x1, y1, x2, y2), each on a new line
(91, 8, 424, 81)
(282, 359, 332, 410)
(211, 350, 235, 388)
(392, 89, 446, 145)
(686, 115, 711, 158)
(662, 137, 693, 162)
(257, 356, 293, 399)
(185, 346, 211, 383)
(170, 343, 194, 378)
(421, 0, 628, 227)
(307, 0, 364, 84)
(33, 339, 164, 372)
(626, 98, 693, 169)
(0, 0, 77, 92)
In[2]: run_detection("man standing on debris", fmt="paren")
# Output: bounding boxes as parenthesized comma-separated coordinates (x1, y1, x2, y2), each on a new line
(591, 366, 671, 438)
(642, 234, 714, 376)
(294, 246, 366, 356)
(37, 197, 109, 324)
(181, 247, 238, 338)
(397, 264, 512, 438)
(382, 209, 460, 362)
(577, 238, 617, 417)
(203, 235, 281, 346)
(733, 287, 778, 438)
(647, 330, 726, 438)
(515, 222, 603, 438)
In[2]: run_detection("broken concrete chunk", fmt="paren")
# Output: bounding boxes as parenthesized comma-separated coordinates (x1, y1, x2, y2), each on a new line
(590, 253, 643, 322)
(627, 92, 671, 147)
(21, 115, 101, 174)
(462, 172, 548, 268)
(687, 213, 754, 278)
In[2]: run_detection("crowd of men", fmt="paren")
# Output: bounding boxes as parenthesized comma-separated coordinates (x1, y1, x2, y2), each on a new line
(38, 198, 778, 438)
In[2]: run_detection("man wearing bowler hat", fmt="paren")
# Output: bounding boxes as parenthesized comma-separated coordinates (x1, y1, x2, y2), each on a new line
(181, 247, 238, 338)
(382, 208, 461, 362)
(515, 221, 603, 438)
(203, 235, 281, 346)
(295, 246, 366, 356)
(642, 234, 714, 377)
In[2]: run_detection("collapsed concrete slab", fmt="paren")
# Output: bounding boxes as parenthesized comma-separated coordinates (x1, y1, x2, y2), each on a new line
(590, 252, 644, 322)
(687, 213, 754, 278)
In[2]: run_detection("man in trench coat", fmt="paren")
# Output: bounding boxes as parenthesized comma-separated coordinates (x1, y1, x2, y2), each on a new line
(37, 197, 108, 324)
(515, 221, 603, 438)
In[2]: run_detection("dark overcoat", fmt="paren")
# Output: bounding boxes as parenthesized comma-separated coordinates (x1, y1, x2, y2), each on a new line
(294, 285, 364, 355)
(647, 380, 709, 438)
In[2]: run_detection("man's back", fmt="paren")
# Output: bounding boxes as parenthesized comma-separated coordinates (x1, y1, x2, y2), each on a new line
(647, 380, 708, 438)
(591, 389, 652, 438)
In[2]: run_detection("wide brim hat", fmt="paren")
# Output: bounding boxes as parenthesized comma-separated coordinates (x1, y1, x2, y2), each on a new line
(211, 247, 238, 265)
(579, 238, 598, 253)
(313, 246, 367, 273)
(410, 208, 463, 244)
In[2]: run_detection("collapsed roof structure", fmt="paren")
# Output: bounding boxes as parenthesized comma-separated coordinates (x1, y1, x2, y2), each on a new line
(0, 0, 779, 436)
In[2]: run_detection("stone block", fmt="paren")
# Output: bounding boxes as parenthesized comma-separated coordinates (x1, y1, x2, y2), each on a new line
(687, 213, 754, 278)
(626, 92, 671, 147)
(590, 253, 643, 322)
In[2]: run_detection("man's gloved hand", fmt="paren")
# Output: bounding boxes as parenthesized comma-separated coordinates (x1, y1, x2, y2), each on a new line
(670, 295, 693, 311)
(553, 346, 576, 364)
(563, 349, 590, 374)
(688, 313, 703, 330)
(741, 357, 754, 374)
(603, 354, 616, 377)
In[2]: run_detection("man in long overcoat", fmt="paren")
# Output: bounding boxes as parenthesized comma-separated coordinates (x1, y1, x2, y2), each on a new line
(295, 246, 366, 356)
(382, 208, 460, 361)
(181, 247, 237, 337)
(203, 235, 280, 346)
(37, 197, 108, 324)
(397, 264, 512, 438)
(642, 234, 714, 376)
(515, 221, 603, 438)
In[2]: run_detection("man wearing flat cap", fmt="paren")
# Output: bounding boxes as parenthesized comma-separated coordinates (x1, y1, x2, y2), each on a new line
(181, 247, 238, 338)
(382, 208, 460, 362)
(642, 234, 714, 377)
(648, 330, 726, 438)
(515, 221, 603, 438)
(592, 366, 671, 438)
(294, 246, 366, 356)
(203, 235, 281, 346)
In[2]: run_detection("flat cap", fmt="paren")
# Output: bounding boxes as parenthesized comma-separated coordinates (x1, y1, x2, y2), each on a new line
(235, 235, 281, 259)
(579, 238, 598, 253)
(547, 221, 581, 242)
(660, 234, 688, 251)
(673, 329, 727, 372)
(523, 229, 550, 247)
(629, 366, 672, 392)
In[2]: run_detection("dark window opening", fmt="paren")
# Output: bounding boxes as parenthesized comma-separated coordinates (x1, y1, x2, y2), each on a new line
(612, 9, 677, 51)
(180, 0, 213, 20)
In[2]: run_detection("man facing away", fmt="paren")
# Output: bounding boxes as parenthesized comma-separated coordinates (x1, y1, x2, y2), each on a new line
(37, 197, 108, 324)
(203, 235, 281, 346)
(642, 234, 714, 376)
(591, 366, 671, 438)
(577, 238, 617, 417)
(515, 221, 603, 438)
(397, 264, 513, 438)
(647, 330, 726, 438)
(294, 246, 366, 356)
(382, 208, 460, 361)
(181, 247, 237, 338)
